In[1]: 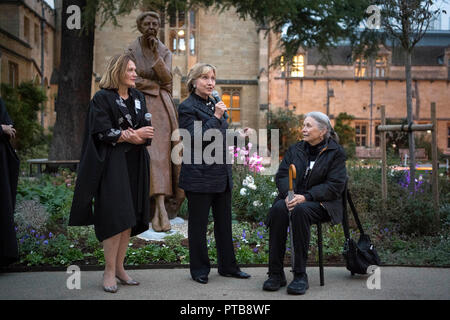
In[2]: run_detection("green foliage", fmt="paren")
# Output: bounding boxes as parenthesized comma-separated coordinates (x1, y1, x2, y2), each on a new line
(232, 166, 277, 222)
(333, 112, 356, 159)
(1, 82, 47, 151)
(267, 107, 304, 156)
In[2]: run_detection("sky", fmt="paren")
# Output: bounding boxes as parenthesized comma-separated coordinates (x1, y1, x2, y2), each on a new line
(43, 0, 450, 30)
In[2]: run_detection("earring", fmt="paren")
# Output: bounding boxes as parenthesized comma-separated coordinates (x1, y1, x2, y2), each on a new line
(193, 84, 196, 88)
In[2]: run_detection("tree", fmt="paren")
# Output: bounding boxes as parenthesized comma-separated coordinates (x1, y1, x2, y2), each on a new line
(376, 0, 441, 194)
(49, 0, 95, 160)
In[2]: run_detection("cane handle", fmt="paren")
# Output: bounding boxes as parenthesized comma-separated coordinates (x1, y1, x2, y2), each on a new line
(289, 164, 296, 191)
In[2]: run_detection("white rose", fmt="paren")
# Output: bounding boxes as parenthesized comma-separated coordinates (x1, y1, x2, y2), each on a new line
(248, 183, 257, 190)
(253, 200, 262, 207)
(240, 188, 248, 196)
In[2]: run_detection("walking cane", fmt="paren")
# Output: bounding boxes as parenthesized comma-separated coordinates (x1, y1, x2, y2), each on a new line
(288, 164, 296, 271)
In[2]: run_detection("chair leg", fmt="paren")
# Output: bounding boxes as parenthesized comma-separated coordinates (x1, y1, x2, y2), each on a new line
(317, 223, 324, 286)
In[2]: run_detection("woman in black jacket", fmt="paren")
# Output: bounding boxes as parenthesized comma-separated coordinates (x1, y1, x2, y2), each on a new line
(69, 53, 154, 293)
(263, 111, 347, 295)
(178, 63, 250, 284)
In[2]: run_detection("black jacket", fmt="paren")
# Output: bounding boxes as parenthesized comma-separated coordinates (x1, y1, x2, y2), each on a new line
(275, 138, 347, 225)
(177, 93, 232, 193)
(69, 88, 150, 241)
(0, 98, 19, 266)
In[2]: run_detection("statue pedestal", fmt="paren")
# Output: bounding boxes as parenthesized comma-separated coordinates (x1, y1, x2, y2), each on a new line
(137, 217, 187, 241)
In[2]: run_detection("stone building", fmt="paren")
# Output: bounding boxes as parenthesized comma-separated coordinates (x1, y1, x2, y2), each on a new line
(267, 31, 450, 156)
(92, 6, 450, 156)
(0, 0, 57, 129)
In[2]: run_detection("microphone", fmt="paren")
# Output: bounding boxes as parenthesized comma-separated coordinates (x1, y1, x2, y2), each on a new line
(211, 90, 228, 120)
(145, 113, 152, 126)
(144, 113, 152, 146)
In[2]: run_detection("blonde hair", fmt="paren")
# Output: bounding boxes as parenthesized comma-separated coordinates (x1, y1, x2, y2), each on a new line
(186, 63, 217, 93)
(99, 53, 135, 90)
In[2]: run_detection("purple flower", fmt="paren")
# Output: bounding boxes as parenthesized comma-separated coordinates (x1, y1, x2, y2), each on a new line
(43, 240, 48, 245)
(31, 229, 36, 234)
(253, 248, 259, 253)
(48, 232, 53, 238)
(20, 238, 24, 244)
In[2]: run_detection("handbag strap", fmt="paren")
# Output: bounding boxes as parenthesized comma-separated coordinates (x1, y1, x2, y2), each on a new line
(342, 184, 365, 240)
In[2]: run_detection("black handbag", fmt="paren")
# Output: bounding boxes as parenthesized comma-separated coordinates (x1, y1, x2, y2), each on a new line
(342, 189, 381, 275)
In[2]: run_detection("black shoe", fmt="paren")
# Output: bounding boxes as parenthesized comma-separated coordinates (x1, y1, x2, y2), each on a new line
(219, 270, 251, 279)
(287, 272, 309, 295)
(193, 275, 208, 284)
(262, 272, 287, 291)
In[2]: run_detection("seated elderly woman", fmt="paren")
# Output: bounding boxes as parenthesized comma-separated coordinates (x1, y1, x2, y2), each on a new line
(263, 111, 347, 295)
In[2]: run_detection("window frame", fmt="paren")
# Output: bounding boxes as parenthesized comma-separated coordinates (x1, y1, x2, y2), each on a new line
(221, 88, 242, 124)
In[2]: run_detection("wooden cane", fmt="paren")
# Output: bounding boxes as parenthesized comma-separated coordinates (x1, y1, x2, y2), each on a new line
(288, 164, 296, 272)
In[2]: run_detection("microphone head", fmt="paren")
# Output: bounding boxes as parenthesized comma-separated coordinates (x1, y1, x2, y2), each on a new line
(145, 113, 152, 121)
(211, 90, 220, 101)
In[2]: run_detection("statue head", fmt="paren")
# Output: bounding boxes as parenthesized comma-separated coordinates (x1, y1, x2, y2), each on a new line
(136, 11, 161, 38)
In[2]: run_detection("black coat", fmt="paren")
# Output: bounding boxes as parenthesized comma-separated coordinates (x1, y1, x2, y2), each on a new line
(69, 88, 151, 241)
(0, 98, 19, 266)
(275, 138, 347, 225)
(177, 93, 233, 193)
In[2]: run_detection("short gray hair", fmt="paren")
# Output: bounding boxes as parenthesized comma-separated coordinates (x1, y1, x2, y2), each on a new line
(305, 111, 339, 142)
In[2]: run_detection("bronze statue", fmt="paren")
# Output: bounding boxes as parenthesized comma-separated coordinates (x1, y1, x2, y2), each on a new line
(128, 11, 184, 232)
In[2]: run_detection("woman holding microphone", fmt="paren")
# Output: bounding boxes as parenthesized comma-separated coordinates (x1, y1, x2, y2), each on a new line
(69, 53, 154, 293)
(178, 63, 250, 284)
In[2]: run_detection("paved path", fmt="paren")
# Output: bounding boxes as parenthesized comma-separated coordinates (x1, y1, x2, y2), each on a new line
(0, 266, 449, 300)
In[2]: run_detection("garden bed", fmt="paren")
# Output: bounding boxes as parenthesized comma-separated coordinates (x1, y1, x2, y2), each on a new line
(8, 156, 450, 271)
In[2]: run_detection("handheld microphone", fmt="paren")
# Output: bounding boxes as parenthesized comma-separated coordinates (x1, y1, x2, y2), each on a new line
(144, 113, 152, 146)
(145, 113, 152, 126)
(211, 90, 228, 120)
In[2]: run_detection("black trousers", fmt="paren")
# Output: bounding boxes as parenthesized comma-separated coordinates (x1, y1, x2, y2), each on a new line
(267, 199, 330, 274)
(186, 189, 239, 279)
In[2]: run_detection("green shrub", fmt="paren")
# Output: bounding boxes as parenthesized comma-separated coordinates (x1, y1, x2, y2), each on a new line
(1, 82, 47, 151)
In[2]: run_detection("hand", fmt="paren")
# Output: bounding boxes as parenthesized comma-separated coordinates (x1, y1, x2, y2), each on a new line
(285, 194, 306, 211)
(1, 124, 16, 139)
(124, 128, 146, 145)
(135, 126, 154, 139)
(214, 101, 228, 119)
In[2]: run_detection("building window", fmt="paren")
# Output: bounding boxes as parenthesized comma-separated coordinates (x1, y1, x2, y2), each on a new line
(355, 58, 367, 78)
(375, 122, 381, 147)
(34, 23, 40, 45)
(355, 122, 368, 147)
(9, 62, 19, 88)
(355, 56, 388, 78)
(168, 9, 186, 55)
(291, 54, 304, 77)
(24, 16, 30, 42)
(221, 88, 241, 124)
(189, 10, 196, 55)
(375, 56, 388, 77)
(280, 55, 305, 77)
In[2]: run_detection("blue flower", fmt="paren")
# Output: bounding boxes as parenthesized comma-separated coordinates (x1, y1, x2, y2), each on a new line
(49, 232, 53, 238)
(43, 240, 48, 245)
(31, 229, 36, 234)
